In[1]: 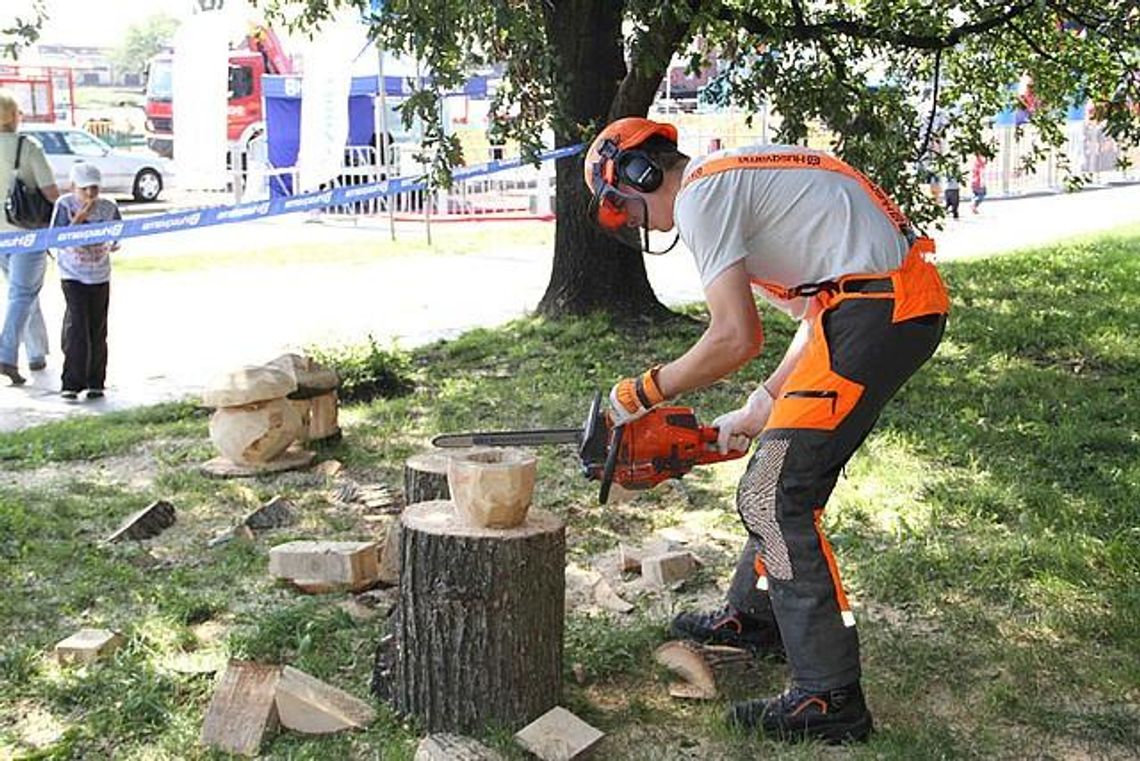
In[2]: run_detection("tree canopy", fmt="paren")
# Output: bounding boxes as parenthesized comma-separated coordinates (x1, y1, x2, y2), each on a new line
(268, 1, 1140, 316)
(111, 14, 181, 79)
(1, 0, 47, 60)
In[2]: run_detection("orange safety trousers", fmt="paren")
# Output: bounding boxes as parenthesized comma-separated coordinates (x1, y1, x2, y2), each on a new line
(690, 151, 950, 691)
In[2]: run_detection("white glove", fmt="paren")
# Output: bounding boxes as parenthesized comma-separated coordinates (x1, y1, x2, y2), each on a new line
(712, 385, 775, 454)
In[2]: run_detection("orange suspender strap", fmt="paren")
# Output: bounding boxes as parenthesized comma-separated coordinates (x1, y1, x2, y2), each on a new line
(681, 152, 911, 235)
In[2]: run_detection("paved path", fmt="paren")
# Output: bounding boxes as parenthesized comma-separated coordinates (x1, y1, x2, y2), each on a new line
(2, 183, 1139, 432)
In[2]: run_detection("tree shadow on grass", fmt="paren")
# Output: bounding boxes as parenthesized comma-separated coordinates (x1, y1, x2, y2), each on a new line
(847, 240, 1140, 755)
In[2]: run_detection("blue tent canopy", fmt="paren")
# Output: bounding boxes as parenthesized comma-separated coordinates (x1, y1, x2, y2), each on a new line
(264, 75, 386, 197)
(263, 73, 489, 197)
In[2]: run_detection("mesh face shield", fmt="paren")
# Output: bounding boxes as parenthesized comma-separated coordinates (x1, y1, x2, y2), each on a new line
(587, 176, 650, 251)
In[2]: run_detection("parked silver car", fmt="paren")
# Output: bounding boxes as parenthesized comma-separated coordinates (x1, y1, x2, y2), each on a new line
(19, 124, 170, 202)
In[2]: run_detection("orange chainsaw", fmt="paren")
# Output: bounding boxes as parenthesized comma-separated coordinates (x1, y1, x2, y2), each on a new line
(431, 392, 746, 504)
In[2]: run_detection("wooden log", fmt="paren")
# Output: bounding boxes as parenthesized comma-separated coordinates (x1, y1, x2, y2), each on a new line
(403, 451, 452, 505)
(389, 500, 565, 733)
(274, 665, 375, 734)
(654, 641, 755, 700)
(199, 661, 280, 757)
(106, 500, 176, 543)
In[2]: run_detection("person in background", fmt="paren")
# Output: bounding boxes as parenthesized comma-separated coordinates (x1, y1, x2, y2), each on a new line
(0, 89, 60, 385)
(50, 163, 121, 401)
(944, 173, 961, 220)
(971, 154, 988, 214)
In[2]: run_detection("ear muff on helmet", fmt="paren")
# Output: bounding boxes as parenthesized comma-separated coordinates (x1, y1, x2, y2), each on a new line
(615, 149, 663, 193)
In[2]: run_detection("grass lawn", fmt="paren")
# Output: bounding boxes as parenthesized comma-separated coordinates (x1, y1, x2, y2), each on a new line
(113, 222, 556, 276)
(1, 229, 1138, 759)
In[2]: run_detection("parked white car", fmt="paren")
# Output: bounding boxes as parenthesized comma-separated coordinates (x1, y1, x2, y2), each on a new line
(19, 124, 170, 202)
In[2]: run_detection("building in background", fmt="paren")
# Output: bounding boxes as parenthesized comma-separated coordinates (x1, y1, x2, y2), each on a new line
(30, 44, 124, 86)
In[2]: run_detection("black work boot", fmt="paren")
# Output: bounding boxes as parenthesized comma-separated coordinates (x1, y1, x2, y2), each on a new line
(726, 682, 873, 744)
(669, 604, 784, 657)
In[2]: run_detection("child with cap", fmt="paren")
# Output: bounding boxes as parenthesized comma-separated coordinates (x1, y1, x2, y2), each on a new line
(49, 162, 122, 400)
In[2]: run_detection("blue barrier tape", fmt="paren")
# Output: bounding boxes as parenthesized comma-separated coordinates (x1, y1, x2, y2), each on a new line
(0, 143, 585, 254)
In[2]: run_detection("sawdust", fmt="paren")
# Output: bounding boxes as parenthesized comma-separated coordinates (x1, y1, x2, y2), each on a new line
(0, 448, 166, 493)
(2, 700, 68, 752)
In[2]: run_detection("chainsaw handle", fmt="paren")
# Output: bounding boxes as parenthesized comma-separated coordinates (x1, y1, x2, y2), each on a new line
(598, 423, 624, 505)
(699, 424, 750, 463)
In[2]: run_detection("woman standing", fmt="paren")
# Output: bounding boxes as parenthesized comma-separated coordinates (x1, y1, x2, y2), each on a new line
(0, 89, 59, 385)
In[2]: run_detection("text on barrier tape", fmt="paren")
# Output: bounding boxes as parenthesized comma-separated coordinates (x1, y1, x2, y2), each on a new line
(0, 144, 585, 254)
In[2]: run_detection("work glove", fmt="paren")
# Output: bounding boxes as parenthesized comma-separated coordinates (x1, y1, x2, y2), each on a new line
(609, 366, 667, 426)
(712, 385, 775, 454)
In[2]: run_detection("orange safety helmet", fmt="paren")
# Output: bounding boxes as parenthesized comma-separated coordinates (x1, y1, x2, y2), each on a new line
(584, 117, 678, 251)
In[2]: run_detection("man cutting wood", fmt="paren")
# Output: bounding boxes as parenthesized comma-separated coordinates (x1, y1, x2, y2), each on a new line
(585, 117, 950, 744)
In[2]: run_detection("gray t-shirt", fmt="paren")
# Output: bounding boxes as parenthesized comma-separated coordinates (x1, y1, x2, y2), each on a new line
(674, 144, 909, 319)
(0, 133, 56, 232)
(50, 194, 121, 284)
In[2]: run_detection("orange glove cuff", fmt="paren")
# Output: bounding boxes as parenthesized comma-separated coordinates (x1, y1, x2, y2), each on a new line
(612, 366, 668, 417)
(638, 365, 667, 408)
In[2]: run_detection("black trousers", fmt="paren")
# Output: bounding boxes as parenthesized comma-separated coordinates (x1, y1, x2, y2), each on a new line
(727, 297, 945, 691)
(945, 187, 960, 219)
(60, 280, 110, 392)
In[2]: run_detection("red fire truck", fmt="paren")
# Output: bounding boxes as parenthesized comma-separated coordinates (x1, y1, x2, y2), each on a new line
(0, 65, 77, 125)
(144, 26, 292, 158)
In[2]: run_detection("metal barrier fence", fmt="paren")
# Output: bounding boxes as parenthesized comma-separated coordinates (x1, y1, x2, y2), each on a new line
(234, 142, 557, 226)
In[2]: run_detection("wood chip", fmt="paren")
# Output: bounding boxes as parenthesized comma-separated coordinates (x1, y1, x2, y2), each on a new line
(54, 628, 123, 665)
(106, 500, 176, 543)
(314, 460, 343, 478)
(244, 496, 296, 530)
(514, 706, 604, 761)
(654, 641, 755, 701)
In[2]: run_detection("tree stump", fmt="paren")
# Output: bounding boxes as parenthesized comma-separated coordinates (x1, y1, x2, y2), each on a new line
(389, 500, 565, 733)
(403, 451, 453, 505)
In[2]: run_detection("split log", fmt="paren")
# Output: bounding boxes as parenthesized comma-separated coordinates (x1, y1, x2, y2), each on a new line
(275, 665, 375, 734)
(387, 500, 565, 733)
(654, 641, 755, 700)
(200, 661, 281, 757)
(106, 500, 176, 543)
(403, 451, 452, 505)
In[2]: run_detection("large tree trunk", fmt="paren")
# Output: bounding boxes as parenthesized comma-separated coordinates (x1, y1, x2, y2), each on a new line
(537, 0, 674, 320)
(537, 1, 701, 319)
